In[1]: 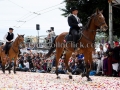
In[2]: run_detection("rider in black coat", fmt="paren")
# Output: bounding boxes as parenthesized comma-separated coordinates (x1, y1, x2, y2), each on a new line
(68, 6, 83, 50)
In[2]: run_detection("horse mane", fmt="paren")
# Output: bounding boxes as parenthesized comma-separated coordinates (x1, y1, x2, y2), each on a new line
(12, 35, 24, 45)
(83, 14, 96, 30)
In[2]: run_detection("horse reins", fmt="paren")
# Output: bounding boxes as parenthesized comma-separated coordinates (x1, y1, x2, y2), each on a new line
(11, 37, 24, 54)
(80, 13, 105, 43)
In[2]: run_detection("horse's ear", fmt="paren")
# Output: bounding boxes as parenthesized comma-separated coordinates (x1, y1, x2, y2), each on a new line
(100, 10, 103, 13)
(17, 34, 20, 36)
(22, 34, 25, 37)
(96, 8, 100, 14)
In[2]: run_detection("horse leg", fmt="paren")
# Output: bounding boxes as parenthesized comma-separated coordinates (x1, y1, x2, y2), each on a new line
(8, 59, 11, 74)
(64, 51, 73, 79)
(85, 63, 92, 81)
(14, 58, 16, 74)
(55, 48, 63, 79)
(2, 58, 6, 74)
(83, 52, 92, 81)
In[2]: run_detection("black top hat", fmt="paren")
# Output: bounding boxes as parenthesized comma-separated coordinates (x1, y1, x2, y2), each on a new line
(70, 6, 78, 13)
(50, 27, 54, 31)
(9, 28, 14, 30)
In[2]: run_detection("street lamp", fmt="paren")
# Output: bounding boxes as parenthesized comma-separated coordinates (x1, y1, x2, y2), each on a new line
(36, 24, 40, 47)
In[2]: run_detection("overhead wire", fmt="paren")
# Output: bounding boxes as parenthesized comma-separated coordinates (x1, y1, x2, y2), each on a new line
(12, 1, 65, 28)
(7, 0, 32, 12)
(26, 5, 64, 22)
(1, 0, 64, 27)
(36, 2, 64, 12)
(14, 8, 61, 28)
(7, 0, 33, 27)
(18, 2, 64, 21)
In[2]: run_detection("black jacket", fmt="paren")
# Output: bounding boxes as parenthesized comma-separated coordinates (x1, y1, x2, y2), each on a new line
(68, 15, 81, 34)
(6, 32, 14, 41)
(112, 46, 120, 62)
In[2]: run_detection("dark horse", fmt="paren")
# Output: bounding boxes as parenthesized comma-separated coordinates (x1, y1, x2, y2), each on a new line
(0, 34, 25, 74)
(46, 9, 108, 81)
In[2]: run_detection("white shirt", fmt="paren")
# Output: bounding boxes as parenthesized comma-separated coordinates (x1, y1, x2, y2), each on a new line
(24, 62, 29, 68)
(49, 31, 56, 37)
(3, 32, 14, 42)
(92, 54, 97, 59)
(72, 14, 80, 23)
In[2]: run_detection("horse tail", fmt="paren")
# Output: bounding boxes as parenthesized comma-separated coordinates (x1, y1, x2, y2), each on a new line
(45, 36, 58, 58)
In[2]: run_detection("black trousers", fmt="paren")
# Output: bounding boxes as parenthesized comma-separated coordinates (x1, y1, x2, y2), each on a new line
(71, 30, 79, 47)
(4, 42, 11, 54)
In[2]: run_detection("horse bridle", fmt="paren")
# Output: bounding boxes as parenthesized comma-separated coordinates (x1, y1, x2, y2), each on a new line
(80, 13, 106, 43)
(19, 41, 25, 49)
(91, 13, 106, 32)
(12, 36, 25, 53)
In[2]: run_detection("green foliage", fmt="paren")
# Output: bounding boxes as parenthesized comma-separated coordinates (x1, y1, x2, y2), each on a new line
(61, 0, 120, 37)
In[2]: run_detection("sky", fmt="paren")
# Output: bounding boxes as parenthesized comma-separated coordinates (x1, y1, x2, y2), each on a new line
(0, 0, 69, 40)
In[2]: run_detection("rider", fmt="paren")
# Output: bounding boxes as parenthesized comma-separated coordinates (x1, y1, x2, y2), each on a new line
(68, 6, 83, 50)
(49, 27, 56, 42)
(3, 28, 14, 57)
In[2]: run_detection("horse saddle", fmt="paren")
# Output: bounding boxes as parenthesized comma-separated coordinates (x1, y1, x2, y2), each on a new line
(64, 31, 82, 43)
(3, 43, 13, 52)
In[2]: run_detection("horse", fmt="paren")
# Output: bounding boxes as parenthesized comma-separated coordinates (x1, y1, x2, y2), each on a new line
(45, 8, 108, 81)
(0, 34, 25, 74)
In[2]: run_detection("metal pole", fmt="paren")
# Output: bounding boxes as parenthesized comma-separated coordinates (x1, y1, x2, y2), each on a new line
(37, 30, 39, 47)
(109, 1, 113, 47)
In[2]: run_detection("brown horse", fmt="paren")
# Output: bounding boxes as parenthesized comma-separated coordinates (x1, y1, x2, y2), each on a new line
(0, 34, 25, 74)
(46, 9, 108, 81)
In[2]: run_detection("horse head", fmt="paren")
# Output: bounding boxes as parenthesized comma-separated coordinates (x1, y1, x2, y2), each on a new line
(87, 8, 108, 31)
(17, 34, 25, 49)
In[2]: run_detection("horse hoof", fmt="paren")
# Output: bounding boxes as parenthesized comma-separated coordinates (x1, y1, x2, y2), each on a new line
(57, 76, 60, 79)
(81, 73, 86, 77)
(9, 72, 11, 74)
(69, 75, 72, 79)
(87, 78, 92, 81)
(3, 72, 5, 74)
(14, 72, 16, 74)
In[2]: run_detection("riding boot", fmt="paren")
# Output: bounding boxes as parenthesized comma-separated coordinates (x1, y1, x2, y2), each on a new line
(5, 42, 9, 56)
(71, 30, 78, 51)
(73, 39, 77, 51)
(74, 43, 77, 51)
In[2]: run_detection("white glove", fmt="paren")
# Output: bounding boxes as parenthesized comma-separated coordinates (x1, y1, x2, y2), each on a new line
(78, 23, 83, 27)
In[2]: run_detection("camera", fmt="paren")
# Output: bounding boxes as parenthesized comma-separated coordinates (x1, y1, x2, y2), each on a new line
(46, 30, 51, 32)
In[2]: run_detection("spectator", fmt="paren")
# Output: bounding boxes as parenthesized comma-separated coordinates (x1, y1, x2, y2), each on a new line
(96, 44, 105, 75)
(112, 41, 120, 77)
(103, 53, 108, 76)
(23, 60, 29, 71)
(92, 50, 98, 71)
(105, 43, 112, 76)
(49, 27, 56, 42)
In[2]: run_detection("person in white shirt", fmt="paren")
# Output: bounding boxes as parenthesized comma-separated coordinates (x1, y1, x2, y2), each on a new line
(49, 27, 56, 42)
(96, 44, 105, 75)
(3, 28, 14, 56)
(92, 50, 98, 71)
(24, 60, 29, 69)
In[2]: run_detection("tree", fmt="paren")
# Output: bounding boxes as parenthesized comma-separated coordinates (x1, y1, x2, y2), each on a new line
(61, 0, 120, 37)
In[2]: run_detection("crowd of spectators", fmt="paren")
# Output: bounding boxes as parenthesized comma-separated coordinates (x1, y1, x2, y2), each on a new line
(92, 41, 120, 77)
(0, 41, 120, 77)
